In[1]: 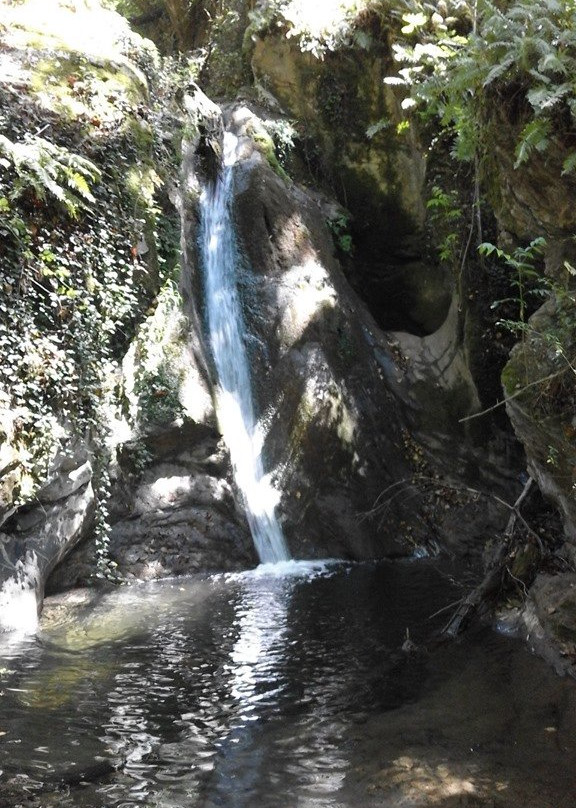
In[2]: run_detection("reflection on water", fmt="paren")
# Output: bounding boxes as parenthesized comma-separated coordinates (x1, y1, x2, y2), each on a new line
(0, 560, 575, 807)
(227, 564, 291, 720)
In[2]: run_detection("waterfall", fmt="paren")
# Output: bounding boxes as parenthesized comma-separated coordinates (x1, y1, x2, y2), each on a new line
(199, 133, 290, 565)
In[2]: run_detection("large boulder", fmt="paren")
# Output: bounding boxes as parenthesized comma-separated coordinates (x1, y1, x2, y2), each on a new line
(107, 423, 256, 580)
(200, 103, 447, 559)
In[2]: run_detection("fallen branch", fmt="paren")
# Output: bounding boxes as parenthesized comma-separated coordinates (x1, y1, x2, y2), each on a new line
(441, 476, 535, 637)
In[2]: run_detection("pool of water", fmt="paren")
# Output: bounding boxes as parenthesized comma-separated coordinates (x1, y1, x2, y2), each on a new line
(0, 559, 575, 807)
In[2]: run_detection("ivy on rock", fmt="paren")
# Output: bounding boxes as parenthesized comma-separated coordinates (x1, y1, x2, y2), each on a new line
(0, 5, 185, 578)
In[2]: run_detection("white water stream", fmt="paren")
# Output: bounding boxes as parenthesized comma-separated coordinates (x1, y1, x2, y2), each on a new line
(199, 133, 290, 564)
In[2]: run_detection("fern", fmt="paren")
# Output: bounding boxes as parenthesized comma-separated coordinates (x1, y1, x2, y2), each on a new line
(526, 83, 571, 113)
(366, 118, 391, 139)
(0, 134, 101, 217)
(514, 119, 551, 167)
(561, 152, 576, 176)
(538, 52, 568, 76)
(482, 57, 515, 87)
(389, 0, 576, 178)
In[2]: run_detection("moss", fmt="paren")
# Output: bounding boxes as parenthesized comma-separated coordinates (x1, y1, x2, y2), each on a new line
(124, 116, 155, 154)
(29, 53, 147, 125)
(501, 360, 521, 397)
(316, 58, 375, 138)
(251, 130, 290, 183)
(125, 162, 161, 204)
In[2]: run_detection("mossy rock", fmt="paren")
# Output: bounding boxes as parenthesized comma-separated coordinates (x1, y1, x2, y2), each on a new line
(531, 573, 576, 657)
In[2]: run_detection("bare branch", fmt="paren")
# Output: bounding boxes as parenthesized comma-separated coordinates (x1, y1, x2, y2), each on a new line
(459, 367, 569, 423)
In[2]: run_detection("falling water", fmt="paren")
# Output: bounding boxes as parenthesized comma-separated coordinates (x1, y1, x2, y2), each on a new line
(199, 132, 290, 564)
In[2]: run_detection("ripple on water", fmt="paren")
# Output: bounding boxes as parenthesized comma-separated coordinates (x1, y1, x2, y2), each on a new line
(0, 560, 575, 808)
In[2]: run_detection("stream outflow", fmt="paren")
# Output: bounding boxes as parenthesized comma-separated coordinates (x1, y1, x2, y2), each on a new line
(199, 132, 289, 565)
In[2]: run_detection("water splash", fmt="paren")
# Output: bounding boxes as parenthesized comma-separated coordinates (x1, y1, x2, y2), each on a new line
(199, 132, 290, 564)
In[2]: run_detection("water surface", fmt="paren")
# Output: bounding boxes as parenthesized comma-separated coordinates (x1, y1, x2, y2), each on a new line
(0, 560, 575, 807)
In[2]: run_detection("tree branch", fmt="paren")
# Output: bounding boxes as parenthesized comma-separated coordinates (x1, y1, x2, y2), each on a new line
(441, 476, 536, 638)
(459, 366, 569, 423)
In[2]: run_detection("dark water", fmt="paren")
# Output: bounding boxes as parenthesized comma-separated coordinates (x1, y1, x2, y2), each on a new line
(0, 559, 575, 807)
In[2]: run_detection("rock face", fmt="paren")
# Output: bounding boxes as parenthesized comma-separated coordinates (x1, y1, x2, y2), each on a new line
(248, 19, 451, 337)
(488, 122, 576, 546)
(0, 436, 95, 630)
(176, 99, 498, 561)
(474, 106, 576, 665)
(522, 572, 576, 677)
(0, 0, 182, 625)
(51, 229, 257, 588)
(93, 89, 515, 572)
(108, 423, 256, 580)
(504, 303, 576, 546)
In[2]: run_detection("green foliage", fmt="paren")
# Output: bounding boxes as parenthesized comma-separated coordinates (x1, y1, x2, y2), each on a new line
(366, 117, 391, 139)
(126, 276, 189, 434)
(0, 33, 183, 576)
(264, 118, 296, 172)
(93, 451, 122, 582)
(245, 0, 374, 59)
(135, 364, 185, 426)
(479, 238, 576, 424)
(562, 151, 576, 176)
(252, 129, 290, 182)
(0, 133, 101, 217)
(202, 1, 252, 94)
(389, 0, 576, 170)
(327, 211, 354, 255)
(426, 185, 463, 264)
(478, 237, 548, 330)
(514, 119, 552, 169)
(103, 0, 149, 14)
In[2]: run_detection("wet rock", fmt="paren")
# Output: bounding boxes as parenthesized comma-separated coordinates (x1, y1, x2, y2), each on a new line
(219, 103, 433, 559)
(522, 573, 576, 677)
(0, 424, 96, 629)
(182, 86, 224, 189)
(0, 481, 95, 631)
(201, 102, 516, 561)
(54, 421, 257, 585)
(483, 101, 576, 550)
(37, 459, 92, 504)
